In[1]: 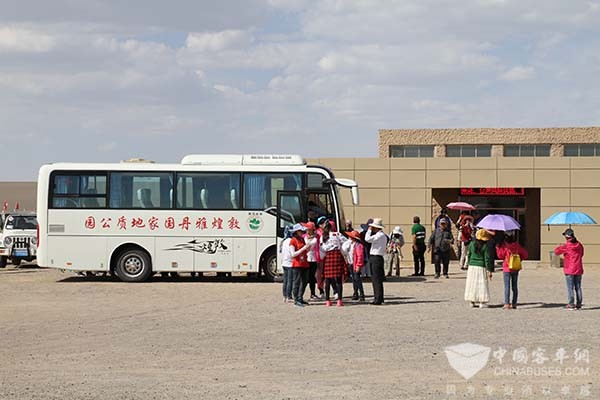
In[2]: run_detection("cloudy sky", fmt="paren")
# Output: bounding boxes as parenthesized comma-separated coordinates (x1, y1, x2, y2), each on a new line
(2, 0, 600, 180)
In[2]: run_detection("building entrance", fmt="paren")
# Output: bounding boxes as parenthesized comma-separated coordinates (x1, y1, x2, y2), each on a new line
(432, 188, 540, 260)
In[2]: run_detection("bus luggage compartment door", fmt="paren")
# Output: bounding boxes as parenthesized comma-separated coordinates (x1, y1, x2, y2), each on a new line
(193, 237, 234, 272)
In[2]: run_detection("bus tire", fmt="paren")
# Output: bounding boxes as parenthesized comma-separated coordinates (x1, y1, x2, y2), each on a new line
(261, 249, 278, 282)
(0, 256, 6, 268)
(115, 249, 152, 282)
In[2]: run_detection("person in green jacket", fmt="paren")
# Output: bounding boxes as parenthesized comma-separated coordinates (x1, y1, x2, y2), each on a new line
(464, 229, 494, 308)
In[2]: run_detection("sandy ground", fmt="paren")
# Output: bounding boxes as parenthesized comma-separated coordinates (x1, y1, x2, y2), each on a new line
(0, 262, 598, 400)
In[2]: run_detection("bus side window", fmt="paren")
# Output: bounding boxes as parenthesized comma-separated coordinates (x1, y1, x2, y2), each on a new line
(177, 172, 240, 210)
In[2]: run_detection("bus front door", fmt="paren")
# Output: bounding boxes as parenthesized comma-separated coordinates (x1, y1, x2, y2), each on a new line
(276, 191, 305, 273)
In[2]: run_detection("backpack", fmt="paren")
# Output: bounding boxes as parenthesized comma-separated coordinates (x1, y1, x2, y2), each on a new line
(508, 252, 522, 271)
(398, 233, 405, 247)
(461, 224, 473, 242)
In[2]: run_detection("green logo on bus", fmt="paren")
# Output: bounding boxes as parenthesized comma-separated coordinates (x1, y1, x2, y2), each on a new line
(248, 217, 262, 231)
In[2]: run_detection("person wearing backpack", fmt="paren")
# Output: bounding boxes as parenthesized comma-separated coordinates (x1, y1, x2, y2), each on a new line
(495, 233, 528, 309)
(386, 226, 404, 277)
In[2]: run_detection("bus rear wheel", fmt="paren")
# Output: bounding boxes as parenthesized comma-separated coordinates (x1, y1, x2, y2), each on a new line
(115, 249, 152, 282)
(0, 256, 6, 268)
(261, 249, 278, 282)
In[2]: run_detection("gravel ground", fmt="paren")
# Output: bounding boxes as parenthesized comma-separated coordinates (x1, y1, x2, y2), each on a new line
(0, 263, 598, 400)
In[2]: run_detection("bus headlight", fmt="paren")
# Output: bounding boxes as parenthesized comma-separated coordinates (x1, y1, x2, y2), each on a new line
(4, 237, 12, 247)
(31, 237, 37, 246)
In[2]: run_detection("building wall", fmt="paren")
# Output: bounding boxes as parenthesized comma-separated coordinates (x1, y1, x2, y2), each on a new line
(309, 157, 600, 266)
(378, 127, 600, 158)
(0, 182, 37, 212)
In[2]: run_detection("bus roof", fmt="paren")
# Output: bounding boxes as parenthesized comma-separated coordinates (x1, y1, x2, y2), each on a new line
(39, 154, 330, 174)
(181, 154, 305, 166)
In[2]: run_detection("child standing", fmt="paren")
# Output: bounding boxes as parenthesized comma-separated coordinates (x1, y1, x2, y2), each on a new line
(495, 233, 528, 309)
(320, 221, 347, 307)
(346, 230, 365, 301)
(280, 225, 294, 302)
(554, 228, 585, 310)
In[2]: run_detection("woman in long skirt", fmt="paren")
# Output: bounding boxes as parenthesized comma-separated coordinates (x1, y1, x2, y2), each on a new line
(464, 229, 493, 308)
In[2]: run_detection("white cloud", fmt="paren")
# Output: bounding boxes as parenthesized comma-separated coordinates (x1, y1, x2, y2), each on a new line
(185, 30, 251, 51)
(0, 27, 56, 52)
(1, 1, 600, 179)
(500, 66, 536, 81)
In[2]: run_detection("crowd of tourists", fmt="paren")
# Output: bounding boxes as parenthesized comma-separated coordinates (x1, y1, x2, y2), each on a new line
(280, 210, 585, 310)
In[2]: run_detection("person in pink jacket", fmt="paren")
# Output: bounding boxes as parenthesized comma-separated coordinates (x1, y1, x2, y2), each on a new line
(554, 228, 585, 310)
(496, 233, 528, 309)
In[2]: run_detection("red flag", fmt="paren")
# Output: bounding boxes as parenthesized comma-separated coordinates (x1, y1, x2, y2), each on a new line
(14, 202, 19, 211)
(2, 200, 7, 212)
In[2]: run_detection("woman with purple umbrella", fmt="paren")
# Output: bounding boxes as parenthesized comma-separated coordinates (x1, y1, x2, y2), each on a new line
(477, 214, 520, 272)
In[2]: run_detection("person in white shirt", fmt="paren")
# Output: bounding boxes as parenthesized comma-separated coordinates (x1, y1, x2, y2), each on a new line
(303, 221, 320, 299)
(279, 227, 294, 302)
(365, 218, 388, 305)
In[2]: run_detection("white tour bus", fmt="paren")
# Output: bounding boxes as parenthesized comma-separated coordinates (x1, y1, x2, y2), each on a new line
(36, 154, 359, 282)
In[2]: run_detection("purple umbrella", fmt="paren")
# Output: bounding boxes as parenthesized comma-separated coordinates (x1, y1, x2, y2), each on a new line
(476, 214, 521, 231)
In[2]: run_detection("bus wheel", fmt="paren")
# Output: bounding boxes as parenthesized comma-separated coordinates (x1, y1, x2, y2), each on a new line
(0, 256, 6, 268)
(115, 249, 152, 282)
(261, 250, 278, 282)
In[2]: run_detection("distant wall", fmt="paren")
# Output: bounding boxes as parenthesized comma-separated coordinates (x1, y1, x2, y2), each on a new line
(0, 182, 37, 212)
(378, 127, 600, 158)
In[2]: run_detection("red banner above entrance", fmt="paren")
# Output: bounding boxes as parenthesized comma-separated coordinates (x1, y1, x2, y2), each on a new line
(460, 187, 525, 196)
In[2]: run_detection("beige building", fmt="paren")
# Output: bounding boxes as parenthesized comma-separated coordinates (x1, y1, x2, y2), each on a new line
(310, 127, 600, 266)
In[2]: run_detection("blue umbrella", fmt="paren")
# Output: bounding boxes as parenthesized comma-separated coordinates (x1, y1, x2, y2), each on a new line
(476, 214, 521, 231)
(544, 212, 597, 226)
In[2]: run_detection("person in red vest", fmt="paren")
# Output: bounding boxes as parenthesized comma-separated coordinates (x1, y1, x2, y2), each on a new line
(289, 223, 312, 308)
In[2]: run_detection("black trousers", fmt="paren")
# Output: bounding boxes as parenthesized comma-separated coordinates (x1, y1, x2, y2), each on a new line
(370, 255, 385, 304)
(434, 251, 450, 276)
(413, 244, 426, 275)
(487, 240, 496, 271)
(292, 268, 309, 302)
